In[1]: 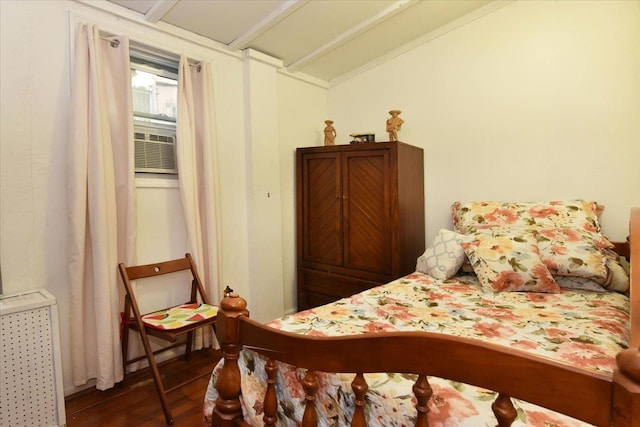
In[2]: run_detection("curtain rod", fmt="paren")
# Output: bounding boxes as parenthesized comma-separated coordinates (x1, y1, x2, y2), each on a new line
(101, 36, 202, 72)
(100, 36, 120, 48)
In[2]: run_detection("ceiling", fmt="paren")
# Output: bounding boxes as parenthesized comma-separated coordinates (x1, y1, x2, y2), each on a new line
(107, 0, 497, 83)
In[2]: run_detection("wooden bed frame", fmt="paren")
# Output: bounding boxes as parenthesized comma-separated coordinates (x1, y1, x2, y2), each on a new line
(212, 208, 640, 427)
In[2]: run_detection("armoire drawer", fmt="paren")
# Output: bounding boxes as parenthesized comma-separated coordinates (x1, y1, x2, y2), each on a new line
(298, 269, 380, 309)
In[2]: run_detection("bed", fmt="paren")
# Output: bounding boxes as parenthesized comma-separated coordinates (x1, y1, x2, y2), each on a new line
(204, 201, 639, 427)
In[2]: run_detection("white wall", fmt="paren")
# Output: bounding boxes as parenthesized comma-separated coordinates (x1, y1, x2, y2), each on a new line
(243, 50, 287, 321)
(0, 0, 326, 395)
(277, 74, 328, 312)
(328, 0, 640, 243)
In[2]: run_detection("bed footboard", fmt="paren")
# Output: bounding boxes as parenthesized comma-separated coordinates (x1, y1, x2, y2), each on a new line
(212, 298, 639, 427)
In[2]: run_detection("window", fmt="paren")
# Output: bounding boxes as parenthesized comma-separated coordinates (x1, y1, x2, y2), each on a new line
(131, 49, 179, 174)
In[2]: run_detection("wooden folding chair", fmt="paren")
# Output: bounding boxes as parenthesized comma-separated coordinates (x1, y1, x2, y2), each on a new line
(118, 253, 218, 425)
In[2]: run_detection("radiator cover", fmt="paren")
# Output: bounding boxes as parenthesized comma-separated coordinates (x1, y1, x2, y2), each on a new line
(0, 289, 66, 427)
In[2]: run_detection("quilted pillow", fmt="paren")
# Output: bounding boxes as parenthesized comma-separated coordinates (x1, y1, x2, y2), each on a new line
(451, 200, 602, 234)
(534, 228, 610, 284)
(416, 229, 466, 279)
(456, 250, 623, 292)
(554, 276, 607, 293)
(460, 231, 561, 293)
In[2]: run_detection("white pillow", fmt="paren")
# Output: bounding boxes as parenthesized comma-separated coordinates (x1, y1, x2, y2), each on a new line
(604, 257, 630, 293)
(416, 229, 466, 280)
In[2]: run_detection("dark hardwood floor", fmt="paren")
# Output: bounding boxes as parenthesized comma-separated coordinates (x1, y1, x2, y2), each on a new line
(65, 348, 221, 427)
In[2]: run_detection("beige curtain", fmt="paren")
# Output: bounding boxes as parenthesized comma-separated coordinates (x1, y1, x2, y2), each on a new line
(67, 23, 136, 390)
(176, 56, 222, 348)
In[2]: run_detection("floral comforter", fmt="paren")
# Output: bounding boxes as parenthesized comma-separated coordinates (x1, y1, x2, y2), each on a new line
(203, 272, 630, 427)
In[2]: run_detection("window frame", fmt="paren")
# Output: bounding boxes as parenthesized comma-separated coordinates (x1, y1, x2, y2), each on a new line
(130, 48, 179, 177)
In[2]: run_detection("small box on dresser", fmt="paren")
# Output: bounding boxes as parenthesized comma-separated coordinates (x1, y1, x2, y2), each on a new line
(296, 141, 425, 310)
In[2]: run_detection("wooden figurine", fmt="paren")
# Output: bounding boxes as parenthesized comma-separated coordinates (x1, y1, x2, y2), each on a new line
(386, 110, 404, 142)
(324, 120, 336, 146)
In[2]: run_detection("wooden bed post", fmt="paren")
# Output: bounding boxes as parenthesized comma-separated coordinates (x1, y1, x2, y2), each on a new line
(613, 349, 640, 426)
(212, 289, 249, 427)
(612, 207, 640, 427)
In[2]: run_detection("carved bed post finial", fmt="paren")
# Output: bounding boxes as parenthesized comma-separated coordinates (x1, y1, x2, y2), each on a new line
(212, 288, 249, 426)
(617, 348, 640, 380)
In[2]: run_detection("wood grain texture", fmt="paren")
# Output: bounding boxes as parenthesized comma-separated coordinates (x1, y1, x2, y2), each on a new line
(65, 349, 220, 427)
(296, 142, 425, 310)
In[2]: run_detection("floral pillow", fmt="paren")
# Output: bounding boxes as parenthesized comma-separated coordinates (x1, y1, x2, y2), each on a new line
(534, 227, 610, 284)
(451, 200, 602, 234)
(455, 250, 622, 293)
(554, 276, 607, 293)
(460, 230, 561, 293)
(416, 229, 466, 280)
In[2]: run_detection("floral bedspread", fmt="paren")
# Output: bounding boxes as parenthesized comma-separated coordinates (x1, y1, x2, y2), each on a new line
(203, 273, 630, 427)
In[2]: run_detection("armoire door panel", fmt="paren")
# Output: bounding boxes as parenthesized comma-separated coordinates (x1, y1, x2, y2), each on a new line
(342, 152, 391, 274)
(302, 154, 343, 265)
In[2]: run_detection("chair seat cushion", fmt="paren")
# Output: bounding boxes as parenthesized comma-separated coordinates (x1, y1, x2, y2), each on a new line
(142, 303, 218, 330)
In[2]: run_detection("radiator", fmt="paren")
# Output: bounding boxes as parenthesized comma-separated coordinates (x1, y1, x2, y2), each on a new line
(0, 289, 66, 427)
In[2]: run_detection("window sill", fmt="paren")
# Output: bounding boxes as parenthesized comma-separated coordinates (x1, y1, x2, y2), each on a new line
(135, 175, 179, 189)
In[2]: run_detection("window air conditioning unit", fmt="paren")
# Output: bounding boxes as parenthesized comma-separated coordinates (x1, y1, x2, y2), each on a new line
(134, 123, 177, 174)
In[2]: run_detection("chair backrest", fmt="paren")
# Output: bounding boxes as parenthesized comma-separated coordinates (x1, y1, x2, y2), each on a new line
(119, 253, 211, 314)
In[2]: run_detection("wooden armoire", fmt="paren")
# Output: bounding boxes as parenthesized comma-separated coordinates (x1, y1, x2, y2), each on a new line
(296, 141, 425, 310)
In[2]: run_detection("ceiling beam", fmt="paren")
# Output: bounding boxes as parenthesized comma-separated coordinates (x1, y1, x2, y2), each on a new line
(286, 0, 419, 73)
(228, 0, 310, 51)
(145, 0, 180, 23)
